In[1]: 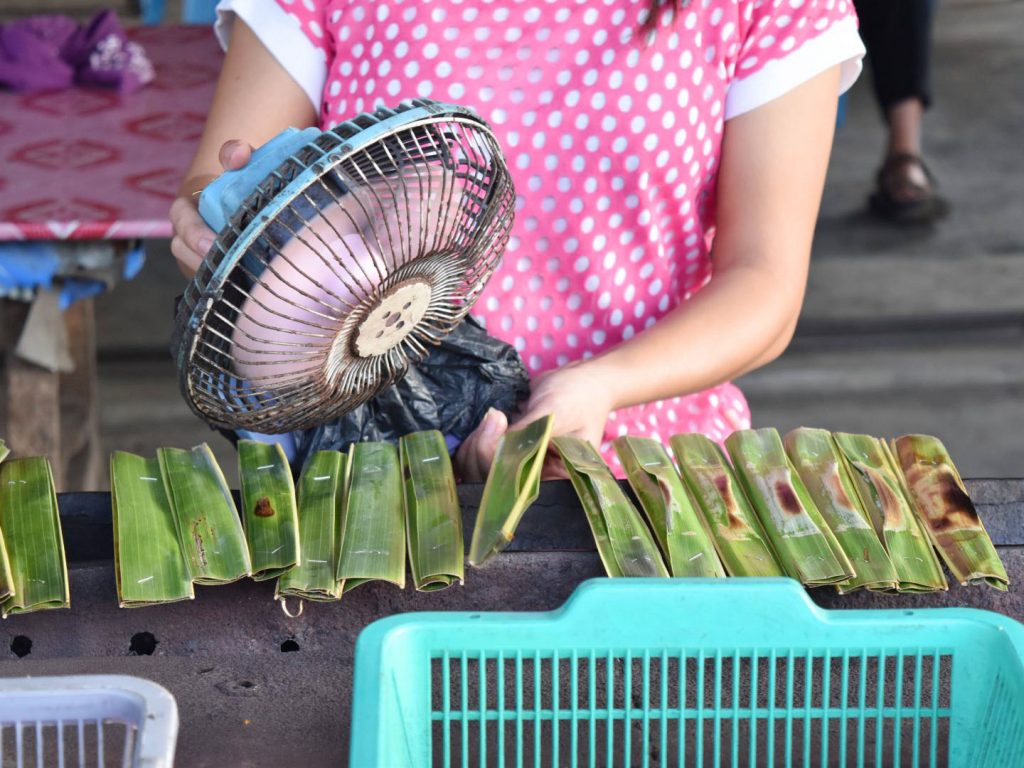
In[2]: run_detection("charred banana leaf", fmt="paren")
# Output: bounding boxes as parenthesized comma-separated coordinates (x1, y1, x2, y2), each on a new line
(726, 429, 854, 587)
(614, 436, 724, 578)
(894, 434, 1007, 590)
(785, 428, 899, 593)
(833, 433, 947, 593)
(670, 433, 783, 578)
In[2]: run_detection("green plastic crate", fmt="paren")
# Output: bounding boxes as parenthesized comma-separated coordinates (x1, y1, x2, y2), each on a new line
(350, 578, 1024, 767)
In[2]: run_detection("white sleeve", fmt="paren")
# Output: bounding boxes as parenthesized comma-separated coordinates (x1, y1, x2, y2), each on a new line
(725, 14, 865, 120)
(213, 0, 328, 110)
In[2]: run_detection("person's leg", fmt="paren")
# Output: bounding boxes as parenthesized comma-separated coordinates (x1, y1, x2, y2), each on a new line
(854, 0, 946, 220)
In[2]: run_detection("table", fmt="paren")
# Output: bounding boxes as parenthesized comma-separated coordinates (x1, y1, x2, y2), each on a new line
(1, 478, 1020, 766)
(0, 25, 220, 490)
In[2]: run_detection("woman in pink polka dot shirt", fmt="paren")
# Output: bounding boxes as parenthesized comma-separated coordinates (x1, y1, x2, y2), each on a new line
(170, 0, 864, 478)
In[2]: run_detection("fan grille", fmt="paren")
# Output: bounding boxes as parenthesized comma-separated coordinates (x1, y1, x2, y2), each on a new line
(173, 100, 515, 433)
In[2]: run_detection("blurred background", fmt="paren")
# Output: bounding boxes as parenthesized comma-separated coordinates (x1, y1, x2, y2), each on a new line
(1, 0, 1022, 489)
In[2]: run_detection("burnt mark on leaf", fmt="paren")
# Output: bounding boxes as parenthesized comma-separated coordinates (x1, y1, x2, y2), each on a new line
(714, 474, 746, 530)
(192, 518, 208, 567)
(774, 481, 802, 516)
(253, 496, 275, 518)
(927, 470, 981, 533)
(824, 467, 856, 510)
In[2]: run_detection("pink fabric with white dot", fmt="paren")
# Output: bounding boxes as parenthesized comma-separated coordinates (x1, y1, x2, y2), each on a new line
(215, 0, 863, 468)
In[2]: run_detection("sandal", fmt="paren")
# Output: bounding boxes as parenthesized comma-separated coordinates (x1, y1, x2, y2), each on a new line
(868, 152, 950, 224)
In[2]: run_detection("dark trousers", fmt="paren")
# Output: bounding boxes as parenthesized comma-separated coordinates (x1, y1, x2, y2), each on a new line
(853, 0, 937, 114)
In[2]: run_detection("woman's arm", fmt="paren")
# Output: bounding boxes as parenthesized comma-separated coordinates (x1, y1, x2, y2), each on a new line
(456, 65, 841, 479)
(170, 19, 318, 277)
(587, 64, 841, 408)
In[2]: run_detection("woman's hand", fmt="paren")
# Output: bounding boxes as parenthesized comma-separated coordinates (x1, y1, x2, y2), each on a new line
(169, 140, 254, 278)
(454, 360, 617, 482)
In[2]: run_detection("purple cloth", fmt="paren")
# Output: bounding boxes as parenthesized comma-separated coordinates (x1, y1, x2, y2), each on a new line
(0, 10, 153, 93)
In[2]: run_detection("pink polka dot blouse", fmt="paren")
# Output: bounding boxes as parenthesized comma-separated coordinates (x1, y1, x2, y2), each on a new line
(214, 0, 864, 466)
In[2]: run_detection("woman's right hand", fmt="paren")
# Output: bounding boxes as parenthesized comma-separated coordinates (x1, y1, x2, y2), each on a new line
(169, 140, 255, 278)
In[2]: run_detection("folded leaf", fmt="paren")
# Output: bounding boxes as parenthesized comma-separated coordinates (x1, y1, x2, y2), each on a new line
(784, 428, 899, 593)
(670, 433, 783, 578)
(158, 444, 251, 585)
(0, 442, 12, 602)
(894, 434, 1008, 591)
(239, 440, 300, 581)
(277, 451, 345, 603)
(833, 433, 947, 593)
(614, 436, 724, 578)
(469, 415, 553, 567)
(401, 431, 464, 591)
(0, 457, 69, 616)
(337, 442, 406, 592)
(111, 452, 194, 607)
(726, 429, 854, 587)
(554, 436, 668, 578)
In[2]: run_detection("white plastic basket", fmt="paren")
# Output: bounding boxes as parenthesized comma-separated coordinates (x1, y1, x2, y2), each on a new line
(0, 675, 177, 768)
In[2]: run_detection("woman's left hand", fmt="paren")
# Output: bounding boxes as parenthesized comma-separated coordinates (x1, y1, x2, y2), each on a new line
(455, 360, 617, 482)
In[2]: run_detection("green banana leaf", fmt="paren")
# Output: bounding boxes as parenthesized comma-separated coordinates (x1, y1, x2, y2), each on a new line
(400, 431, 464, 591)
(554, 436, 668, 578)
(239, 440, 300, 581)
(277, 451, 345, 603)
(0, 441, 12, 602)
(111, 452, 194, 607)
(469, 415, 553, 567)
(0, 457, 69, 616)
(337, 442, 406, 592)
(158, 444, 251, 585)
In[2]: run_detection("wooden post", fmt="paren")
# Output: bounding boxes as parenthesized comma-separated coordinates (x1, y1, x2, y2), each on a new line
(60, 298, 104, 491)
(1, 298, 64, 488)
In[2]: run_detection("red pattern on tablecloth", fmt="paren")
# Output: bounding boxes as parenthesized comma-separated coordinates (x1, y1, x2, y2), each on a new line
(0, 27, 221, 241)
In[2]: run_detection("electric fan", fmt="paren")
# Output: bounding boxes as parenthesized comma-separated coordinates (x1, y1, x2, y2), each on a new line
(172, 99, 516, 434)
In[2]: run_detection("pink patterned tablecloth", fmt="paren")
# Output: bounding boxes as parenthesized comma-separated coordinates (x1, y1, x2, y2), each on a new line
(0, 26, 220, 242)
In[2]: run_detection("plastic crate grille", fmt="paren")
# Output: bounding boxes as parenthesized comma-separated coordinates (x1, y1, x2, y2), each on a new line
(971, 671, 1024, 768)
(428, 648, 954, 768)
(0, 719, 136, 768)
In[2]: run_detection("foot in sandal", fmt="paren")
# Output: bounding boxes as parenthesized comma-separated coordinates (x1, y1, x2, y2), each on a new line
(868, 152, 950, 225)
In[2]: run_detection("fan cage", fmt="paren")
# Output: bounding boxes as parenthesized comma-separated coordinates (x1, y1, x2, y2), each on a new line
(173, 100, 515, 434)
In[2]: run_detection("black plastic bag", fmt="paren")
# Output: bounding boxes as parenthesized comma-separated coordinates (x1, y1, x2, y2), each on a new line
(289, 316, 529, 471)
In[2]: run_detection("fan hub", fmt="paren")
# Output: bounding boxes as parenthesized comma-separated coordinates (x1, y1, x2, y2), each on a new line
(352, 279, 433, 357)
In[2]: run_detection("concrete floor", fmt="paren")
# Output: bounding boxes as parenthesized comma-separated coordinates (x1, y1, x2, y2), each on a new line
(91, 1, 1024, 485)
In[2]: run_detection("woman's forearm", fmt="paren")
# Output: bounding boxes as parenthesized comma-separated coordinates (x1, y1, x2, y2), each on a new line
(587, 260, 805, 410)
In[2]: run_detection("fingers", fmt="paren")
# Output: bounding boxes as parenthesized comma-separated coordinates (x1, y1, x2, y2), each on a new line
(454, 408, 508, 483)
(169, 196, 215, 279)
(218, 139, 253, 171)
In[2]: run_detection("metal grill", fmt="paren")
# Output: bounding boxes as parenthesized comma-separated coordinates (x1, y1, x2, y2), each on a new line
(172, 99, 515, 433)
